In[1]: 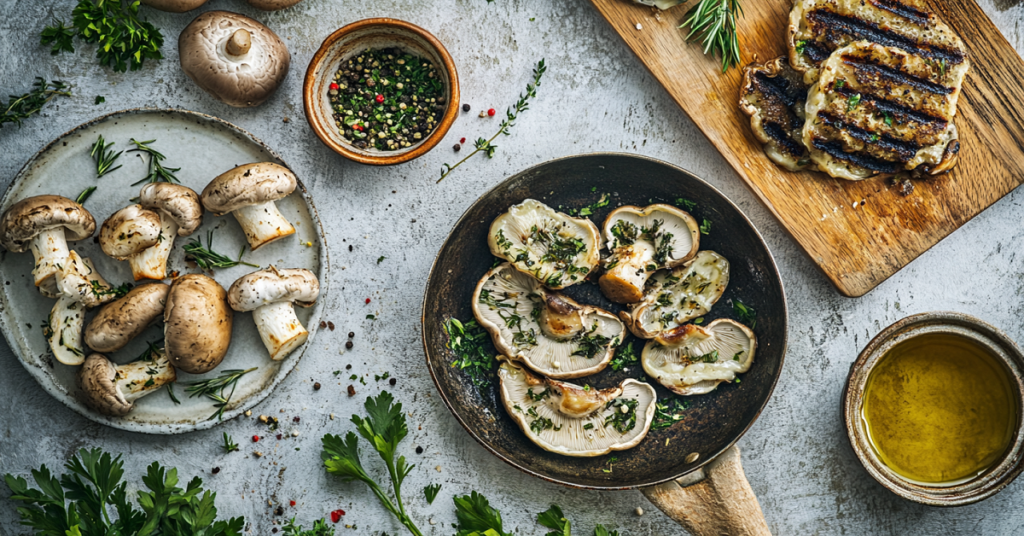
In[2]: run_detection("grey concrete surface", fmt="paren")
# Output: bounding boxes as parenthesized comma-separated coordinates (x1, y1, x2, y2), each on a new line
(1, 0, 1024, 534)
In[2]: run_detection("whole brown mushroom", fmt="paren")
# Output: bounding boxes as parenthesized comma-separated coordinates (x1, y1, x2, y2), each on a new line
(178, 11, 291, 107)
(85, 283, 171, 354)
(141, 0, 209, 12)
(164, 274, 233, 374)
(246, 0, 304, 10)
(201, 162, 297, 249)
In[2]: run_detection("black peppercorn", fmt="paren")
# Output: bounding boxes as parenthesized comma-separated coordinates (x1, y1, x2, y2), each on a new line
(462, 103, 471, 112)
(345, 341, 353, 349)
(453, 143, 461, 152)
(212, 467, 220, 474)
(348, 245, 353, 252)
(274, 506, 284, 516)
(416, 446, 424, 454)
(348, 332, 355, 338)
(313, 382, 321, 390)
(389, 378, 397, 386)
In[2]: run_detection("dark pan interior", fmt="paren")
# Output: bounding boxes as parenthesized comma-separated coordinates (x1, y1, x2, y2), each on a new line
(422, 153, 788, 489)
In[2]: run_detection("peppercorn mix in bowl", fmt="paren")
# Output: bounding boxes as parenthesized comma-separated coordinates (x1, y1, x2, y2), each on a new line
(303, 18, 460, 165)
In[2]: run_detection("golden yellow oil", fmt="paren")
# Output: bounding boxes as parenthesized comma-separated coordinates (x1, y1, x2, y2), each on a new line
(862, 333, 1019, 484)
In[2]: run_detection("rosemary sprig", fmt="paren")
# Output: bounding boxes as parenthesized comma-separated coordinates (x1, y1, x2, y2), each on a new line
(1, 78, 71, 128)
(166, 383, 180, 404)
(90, 135, 123, 177)
(680, 0, 743, 72)
(128, 138, 180, 185)
(438, 59, 546, 183)
(222, 432, 239, 453)
(75, 186, 97, 205)
(183, 230, 259, 271)
(184, 367, 258, 421)
(128, 339, 163, 363)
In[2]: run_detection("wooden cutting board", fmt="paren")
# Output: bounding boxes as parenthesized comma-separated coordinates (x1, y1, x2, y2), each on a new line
(589, 0, 1024, 297)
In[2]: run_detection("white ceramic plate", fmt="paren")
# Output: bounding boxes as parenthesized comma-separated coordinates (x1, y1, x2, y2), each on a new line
(0, 109, 329, 434)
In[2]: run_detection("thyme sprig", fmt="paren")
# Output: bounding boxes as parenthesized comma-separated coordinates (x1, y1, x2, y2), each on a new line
(90, 135, 123, 177)
(128, 138, 180, 185)
(438, 59, 546, 183)
(1, 78, 71, 128)
(42, 1, 164, 72)
(184, 367, 258, 421)
(183, 230, 258, 271)
(680, 0, 743, 72)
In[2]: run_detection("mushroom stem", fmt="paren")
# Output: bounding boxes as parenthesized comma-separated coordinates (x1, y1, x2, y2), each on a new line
(129, 213, 179, 280)
(600, 243, 655, 304)
(232, 201, 295, 250)
(48, 294, 86, 366)
(252, 300, 308, 360)
(115, 351, 177, 402)
(226, 29, 252, 56)
(29, 227, 70, 298)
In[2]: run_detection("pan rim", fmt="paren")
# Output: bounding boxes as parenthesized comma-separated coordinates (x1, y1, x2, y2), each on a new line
(421, 152, 789, 490)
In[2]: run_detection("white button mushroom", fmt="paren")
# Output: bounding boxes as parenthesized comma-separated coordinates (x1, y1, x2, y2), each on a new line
(201, 163, 297, 250)
(99, 204, 162, 261)
(140, 0, 209, 12)
(48, 251, 122, 365)
(131, 183, 203, 280)
(164, 274, 233, 374)
(85, 283, 170, 354)
(178, 11, 291, 108)
(0, 195, 96, 298)
(227, 266, 320, 360)
(77, 351, 176, 417)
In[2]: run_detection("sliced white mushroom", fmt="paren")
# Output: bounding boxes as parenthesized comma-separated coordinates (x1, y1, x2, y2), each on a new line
(599, 204, 700, 303)
(498, 360, 656, 457)
(488, 199, 601, 289)
(472, 263, 625, 379)
(77, 351, 177, 417)
(48, 251, 122, 365)
(642, 319, 756, 396)
(621, 250, 730, 339)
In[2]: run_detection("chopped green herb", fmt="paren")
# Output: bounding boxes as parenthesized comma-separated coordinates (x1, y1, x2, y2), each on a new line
(609, 341, 639, 371)
(183, 367, 258, 421)
(128, 138, 180, 185)
(733, 299, 756, 329)
(377, 256, 386, 264)
(699, 219, 712, 235)
(847, 93, 862, 112)
(604, 398, 639, 433)
(602, 456, 618, 473)
(222, 432, 239, 453)
(424, 483, 441, 505)
(675, 198, 697, 211)
(652, 397, 690, 430)
(795, 40, 808, 54)
(444, 318, 497, 389)
(1, 78, 70, 129)
(183, 230, 258, 271)
(366, 314, 376, 320)
(94, 95, 105, 104)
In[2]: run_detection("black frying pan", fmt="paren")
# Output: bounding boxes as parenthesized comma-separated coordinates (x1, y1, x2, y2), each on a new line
(422, 154, 788, 530)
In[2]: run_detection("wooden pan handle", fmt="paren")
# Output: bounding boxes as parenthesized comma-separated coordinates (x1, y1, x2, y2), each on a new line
(640, 445, 771, 536)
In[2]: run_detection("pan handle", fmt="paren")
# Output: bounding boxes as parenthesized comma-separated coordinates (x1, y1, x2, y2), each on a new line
(640, 445, 771, 536)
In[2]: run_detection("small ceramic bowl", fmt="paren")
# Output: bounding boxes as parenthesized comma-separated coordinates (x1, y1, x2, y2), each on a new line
(844, 312, 1024, 506)
(303, 18, 460, 165)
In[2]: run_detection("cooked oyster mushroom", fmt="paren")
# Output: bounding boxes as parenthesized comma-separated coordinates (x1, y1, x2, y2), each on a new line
(599, 204, 700, 304)
(473, 263, 625, 379)
(488, 199, 600, 289)
(47, 251, 122, 365)
(498, 360, 656, 457)
(642, 319, 756, 396)
(621, 250, 730, 339)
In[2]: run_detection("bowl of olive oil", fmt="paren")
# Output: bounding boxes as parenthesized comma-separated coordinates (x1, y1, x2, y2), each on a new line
(844, 312, 1024, 506)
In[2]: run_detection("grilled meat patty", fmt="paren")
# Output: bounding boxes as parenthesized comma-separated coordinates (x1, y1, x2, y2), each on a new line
(739, 57, 812, 171)
(803, 41, 967, 180)
(788, 0, 968, 86)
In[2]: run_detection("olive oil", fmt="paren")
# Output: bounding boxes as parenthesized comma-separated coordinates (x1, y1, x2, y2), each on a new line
(862, 333, 1019, 484)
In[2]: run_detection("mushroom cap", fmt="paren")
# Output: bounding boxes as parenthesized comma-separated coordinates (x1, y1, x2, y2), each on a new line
(246, 0, 303, 10)
(164, 274, 233, 374)
(99, 204, 162, 259)
(472, 263, 625, 379)
(642, 319, 757, 396)
(0, 195, 95, 253)
(201, 162, 297, 215)
(141, 0, 209, 12)
(497, 360, 657, 457)
(139, 183, 203, 236)
(487, 199, 601, 289)
(621, 250, 731, 339)
(178, 11, 291, 107)
(77, 354, 132, 417)
(227, 265, 319, 312)
(85, 283, 170, 353)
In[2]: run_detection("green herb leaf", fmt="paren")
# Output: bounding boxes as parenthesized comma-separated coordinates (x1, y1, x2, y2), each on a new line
(595, 525, 619, 536)
(847, 93, 862, 112)
(46, 0, 165, 72)
(424, 483, 441, 504)
(90, 135, 123, 177)
(538, 505, 571, 536)
(733, 299, 756, 328)
(377, 256, 387, 264)
(699, 219, 712, 235)
(679, 0, 743, 72)
(75, 186, 97, 206)
(652, 397, 690, 430)
(95, 95, 105, 105)
(609, 340, 639, 371)
(183, 230, 258, 271)
(183, 367, 258, 421)
(282, 517, 335, 536)
(675, 198, 697, 211)
(0, 78, 70, 129)
(128, 138, 180, 185)
(454, 491, 514, 536)
(222, 432, 239, 453)
(445, 318, 497, 389)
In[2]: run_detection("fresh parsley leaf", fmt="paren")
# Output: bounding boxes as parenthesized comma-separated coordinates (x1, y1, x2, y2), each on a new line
(609, 341, 639, 371)
(595, 525, 619, 536)
(377, 256, 387, 264)
(699, 219, 711, 235)
(733, 299, 756, 329)
(454, 491, 514, 536)
(675, 198, 697, 211)
(424, 483, 441, 504)
(538, 505, 571, 536)
(46, 0, 165, 72)
(282, 517, 335, 536)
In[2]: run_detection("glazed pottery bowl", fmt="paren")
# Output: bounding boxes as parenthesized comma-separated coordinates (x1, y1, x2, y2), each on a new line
(303, 18, 459, 165)
(844, 312, 1024, 506)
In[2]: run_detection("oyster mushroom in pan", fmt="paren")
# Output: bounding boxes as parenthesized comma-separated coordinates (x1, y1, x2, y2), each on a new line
(47, 251, 123, 366)
(621, 250, 730, 339)
(488, 199, 601, 289)
(498, 360, 657, 457)
(77, 351, 176, 417)
(642, 319, 756, 396)
(0, 195, 96, 297)
(599, 204, 700, 304)
(473, 263, 626, 379)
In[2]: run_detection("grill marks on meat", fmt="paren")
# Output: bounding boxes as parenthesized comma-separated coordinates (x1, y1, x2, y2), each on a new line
(739, 57, 812, 171)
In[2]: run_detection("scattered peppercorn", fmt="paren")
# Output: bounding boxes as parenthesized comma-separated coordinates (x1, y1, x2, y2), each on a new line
(389, 377, 397, 386)
(328, 321, 335, 331)
(460, 137, 466, 144)
(293, 416, 301, 423)
(272, 529, 279, 534)
(314, 382, 322, 390)
(348, 332, 355, 338)
(453, 143, 461, 152)
(416, 446, 424, 454)
(320, 321, 327, 329)
(347, 385, 356, 396)
(346, 364, 352, 370)
(274, 506, 284, 516)
(345, 341, 354, 349)
(276, 434, 283, 440)
(212, 467, 221, 474)
(290, 500, 297, 507)
(331, 509, 345, 523)
(365, 298, 371, 304)
(252, 435, 260, 443)
(348, 244, 353, 252)
(488, 108, 496, 116)
(462, 103, 470, 112)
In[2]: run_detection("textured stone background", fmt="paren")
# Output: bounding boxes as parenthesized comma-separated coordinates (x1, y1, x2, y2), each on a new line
(2, 0, 1024, 534)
